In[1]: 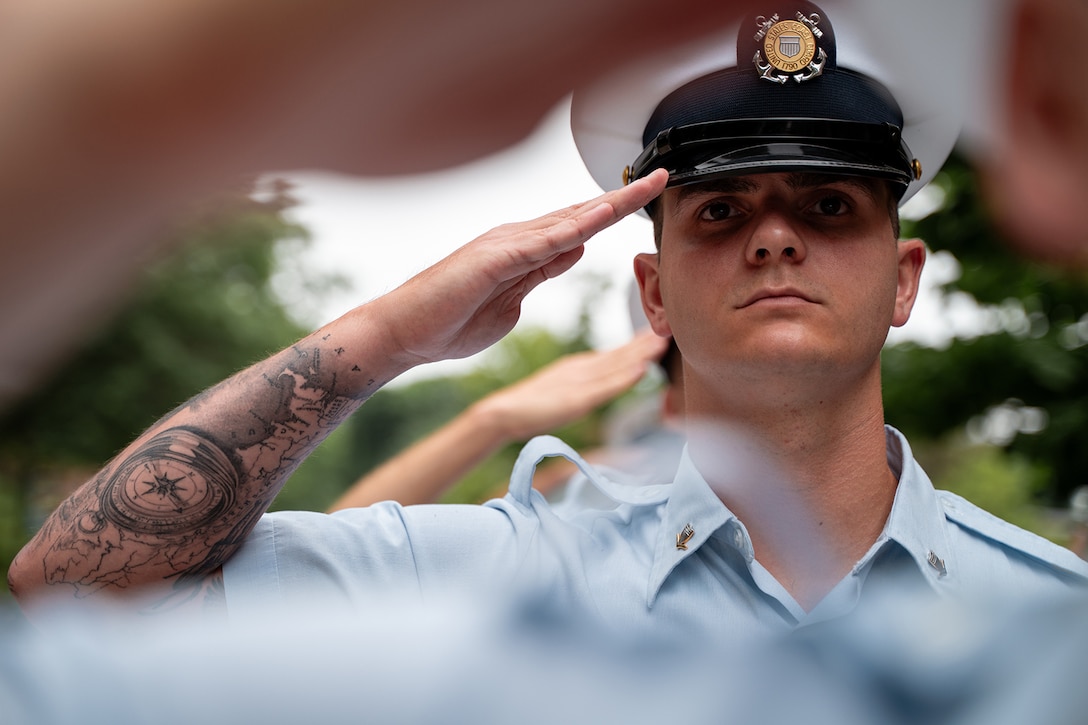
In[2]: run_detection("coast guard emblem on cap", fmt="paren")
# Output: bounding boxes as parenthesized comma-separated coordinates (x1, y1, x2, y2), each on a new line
(753, 12, 826, 84)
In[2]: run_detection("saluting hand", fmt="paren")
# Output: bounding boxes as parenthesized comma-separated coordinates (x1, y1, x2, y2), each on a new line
(368, 169, 668, 371)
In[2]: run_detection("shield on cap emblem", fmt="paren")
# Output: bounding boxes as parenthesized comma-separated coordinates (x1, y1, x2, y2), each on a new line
(778, 34, 801, 58)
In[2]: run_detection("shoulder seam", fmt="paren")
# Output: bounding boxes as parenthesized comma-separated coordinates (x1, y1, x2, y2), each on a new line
(937, 490, 1088, 579)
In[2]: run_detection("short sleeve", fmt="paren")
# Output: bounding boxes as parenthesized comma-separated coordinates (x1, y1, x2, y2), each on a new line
(223, 499, 540, 617)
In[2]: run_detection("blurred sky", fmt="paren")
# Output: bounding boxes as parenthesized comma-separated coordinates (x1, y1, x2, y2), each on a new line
(277, 97, 986, 386)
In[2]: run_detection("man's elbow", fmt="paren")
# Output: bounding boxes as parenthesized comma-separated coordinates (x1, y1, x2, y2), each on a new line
(7, 545, 47, 609)
(8, 549, 29, 599)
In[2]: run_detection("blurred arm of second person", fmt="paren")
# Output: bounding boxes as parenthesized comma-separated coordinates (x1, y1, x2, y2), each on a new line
(962, 0, 1088, 265)
(0, 0, 755, 412)
(327, 330, 669, 511)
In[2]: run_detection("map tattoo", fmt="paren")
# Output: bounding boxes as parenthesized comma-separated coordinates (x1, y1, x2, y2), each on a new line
(25, 335, 374, 604)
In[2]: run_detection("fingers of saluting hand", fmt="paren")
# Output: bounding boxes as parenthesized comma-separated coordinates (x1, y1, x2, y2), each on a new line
(462, 168, 668, 316)
(473, 168, 668, 279)
(371, 170, 667, 370)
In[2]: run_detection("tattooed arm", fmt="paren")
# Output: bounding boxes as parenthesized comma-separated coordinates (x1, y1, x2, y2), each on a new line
(7, 170, 668, 615)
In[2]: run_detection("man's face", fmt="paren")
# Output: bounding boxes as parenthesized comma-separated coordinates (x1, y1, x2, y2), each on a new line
(634, 172, 925, 406)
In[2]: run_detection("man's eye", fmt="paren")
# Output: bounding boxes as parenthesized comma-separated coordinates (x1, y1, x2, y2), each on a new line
(814, 196, 848, 216)
(700, 202, 735, 221)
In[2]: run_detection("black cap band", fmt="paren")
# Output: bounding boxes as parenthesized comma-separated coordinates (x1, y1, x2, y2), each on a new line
(632, 116, 914, 192)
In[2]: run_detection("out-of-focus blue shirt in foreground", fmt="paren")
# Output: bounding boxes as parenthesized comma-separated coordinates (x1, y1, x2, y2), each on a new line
(7, 427, 1088, 724)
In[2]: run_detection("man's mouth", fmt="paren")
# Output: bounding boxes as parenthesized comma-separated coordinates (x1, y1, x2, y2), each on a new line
(738, 287, 816, 308)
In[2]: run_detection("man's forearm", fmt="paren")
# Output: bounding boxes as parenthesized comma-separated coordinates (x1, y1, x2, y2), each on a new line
(9, 306, 401, 606)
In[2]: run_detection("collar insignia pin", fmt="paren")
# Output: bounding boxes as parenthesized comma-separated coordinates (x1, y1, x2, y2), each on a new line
(926, 551, 947, 577)
(753, 11, 827, 84)
(676, 523, 695, 551)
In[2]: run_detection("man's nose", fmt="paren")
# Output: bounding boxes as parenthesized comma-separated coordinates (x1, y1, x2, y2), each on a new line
(744, 211, 807, 265)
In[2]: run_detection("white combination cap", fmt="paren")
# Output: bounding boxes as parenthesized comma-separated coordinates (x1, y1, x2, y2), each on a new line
(572, 0, 975, 204)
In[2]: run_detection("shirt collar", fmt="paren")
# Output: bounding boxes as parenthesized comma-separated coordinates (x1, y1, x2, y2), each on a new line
(864, 426, 958, 594)
(646, 426, 958, 607)
(647, 446, 735, 607)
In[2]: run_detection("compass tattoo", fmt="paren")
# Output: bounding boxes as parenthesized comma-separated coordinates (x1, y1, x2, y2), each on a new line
(99, 428, 236, 535)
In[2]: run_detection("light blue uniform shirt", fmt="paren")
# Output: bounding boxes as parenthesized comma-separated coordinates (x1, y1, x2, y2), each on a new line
(224, 427, 1088, 635)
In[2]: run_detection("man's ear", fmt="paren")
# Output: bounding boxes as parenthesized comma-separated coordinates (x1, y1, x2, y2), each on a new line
(891, 239, 926, 328)
(983, 0, 1088, 263)
(633, 253, 672, 337)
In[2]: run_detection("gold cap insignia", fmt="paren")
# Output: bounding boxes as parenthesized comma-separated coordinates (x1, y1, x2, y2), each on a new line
(753, 12, 827, 85)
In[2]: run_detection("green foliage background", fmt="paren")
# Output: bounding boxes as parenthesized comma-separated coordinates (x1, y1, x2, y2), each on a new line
(0, 189, 329, 593)
(882, 154, 1088, 541)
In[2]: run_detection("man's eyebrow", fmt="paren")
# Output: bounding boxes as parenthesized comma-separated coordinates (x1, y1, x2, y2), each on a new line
(672, 177, 760, 207)
(785, 173, 881, 201)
